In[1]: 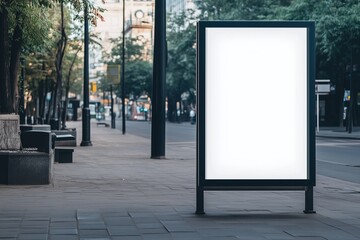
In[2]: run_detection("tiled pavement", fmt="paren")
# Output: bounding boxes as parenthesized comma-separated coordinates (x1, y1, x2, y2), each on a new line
(0, 121, 360, 239)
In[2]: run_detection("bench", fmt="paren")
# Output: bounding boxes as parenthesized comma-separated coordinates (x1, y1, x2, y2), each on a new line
(55, 148, 74, 163)
(97, 122, 109, 127)
(56, 134, 75, 141)
(21, 130, 54, 153)
(54, 134, 75, 163)
(52, 130, 77, 147)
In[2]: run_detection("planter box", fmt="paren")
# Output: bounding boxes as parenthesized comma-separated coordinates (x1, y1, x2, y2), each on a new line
(0, 115, 21, 150)
(0, 151, 53, 185)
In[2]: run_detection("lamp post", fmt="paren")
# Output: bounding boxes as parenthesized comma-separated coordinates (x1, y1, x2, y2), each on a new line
(151, 0, 166, 158)
(121, 0, 126, 135)
(110, 84, 115, 129)
(80, 1, 92, 146)
(19, 57, 25, 124)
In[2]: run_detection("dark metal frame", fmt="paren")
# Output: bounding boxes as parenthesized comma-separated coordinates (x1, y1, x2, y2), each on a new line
(196, 21, 316, 215)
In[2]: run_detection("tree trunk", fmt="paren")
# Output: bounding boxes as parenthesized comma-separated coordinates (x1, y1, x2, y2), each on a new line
(61, 46, 81, 129)
(0, 4, 11, 113)
(53, 0, 67, 130)
(9, 23, 23, 114)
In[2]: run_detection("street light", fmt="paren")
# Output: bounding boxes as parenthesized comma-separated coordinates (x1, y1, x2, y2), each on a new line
(151, 0, 166, 158)
(80, 1, 92, 147)
(19, 57, 25, 124)
(121, 0, 126, 135)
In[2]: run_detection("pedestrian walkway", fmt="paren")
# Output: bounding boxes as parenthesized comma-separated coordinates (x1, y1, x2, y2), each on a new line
(317, 127, 360, 140)
(0, 120, 360, 239)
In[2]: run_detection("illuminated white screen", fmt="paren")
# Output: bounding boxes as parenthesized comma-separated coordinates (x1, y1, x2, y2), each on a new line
(205, 27, 307, 180)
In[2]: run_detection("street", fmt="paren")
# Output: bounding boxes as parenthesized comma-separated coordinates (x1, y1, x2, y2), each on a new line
(317, 137, 360, 184)
(114, 119, 360, 185)
(115, 119, 196, 143)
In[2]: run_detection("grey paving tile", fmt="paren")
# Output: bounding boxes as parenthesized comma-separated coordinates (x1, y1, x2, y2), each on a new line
(17, 233, 48, 240)
(104, 218, 134, 226)
(292, 237, 327, 240)
(0, 230, 18, 238)
(264, 233, 295, 239)
(49, 235, 78, 240)
(107, 226, 140, 236)
(136, 222, 164, 229)
(138, 227, 168, 234)
(142, 234, 172, 240)
(161, 220, 195, 232)
(21, 221, 49, 228)
(111, 237, 142, 240)
(0, 218, 22, 222)
(79, 229, 110, 238)
(50, 222, 77, 228)
(20, 227, 49, 234)
(0, 222, 21, 228)
(49, 228, 78, 235)
(131, 217, 158, 223)
(79, 223, 107, 230)
(51, 218, 77, 222)
(171, 232, 202, 240)
(80, 238, 111, 240)
(79, 238, 110, 240)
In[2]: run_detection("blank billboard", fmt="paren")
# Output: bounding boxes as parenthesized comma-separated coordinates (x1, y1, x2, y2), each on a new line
(204, 27, 308, 180)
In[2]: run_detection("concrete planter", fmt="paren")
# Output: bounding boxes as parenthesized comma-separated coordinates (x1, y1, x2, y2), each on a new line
(0, 151, 53, 185)
(0, 115, 21, 150)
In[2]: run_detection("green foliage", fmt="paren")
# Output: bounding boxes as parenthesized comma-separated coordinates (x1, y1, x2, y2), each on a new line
(167, 10, 196, 100)
(104, 36, 152, 99)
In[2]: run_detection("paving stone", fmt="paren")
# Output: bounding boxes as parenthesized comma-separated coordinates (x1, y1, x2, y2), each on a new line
(49, 228, 78, 235)
(111, 237, 142, 240)
(17, 233, 48, 240)
(107, 226, 140, 236)
(19, 227, 49, 234)
(141, 234, 172, 240)
(79, 229, 110, 238)
(161, 220, 195, 232)
(50, 222, 77, 228)
(136, 222, 164, 229)
(49, 235, 78, 240)
(79, 223, 107, 230)
(0, 230, 18, 238)
(138, 227, 168, 234)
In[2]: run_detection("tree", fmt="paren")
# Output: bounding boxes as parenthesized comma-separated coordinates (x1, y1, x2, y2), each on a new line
(0, 0, 54, 113)
(0, 0, 105, 115)
(193, 0, 360, 126)
(166, 10, 196, 122)
(279, 0, 360, 126)
(104, 36, 152, 99)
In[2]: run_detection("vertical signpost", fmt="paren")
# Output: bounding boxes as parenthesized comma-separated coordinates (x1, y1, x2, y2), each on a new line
(196, 21, 315, 214)
(315, 80, 330, 133)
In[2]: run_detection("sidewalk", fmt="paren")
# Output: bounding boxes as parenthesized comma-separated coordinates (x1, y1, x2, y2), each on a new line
(317, 127, 360, 140)
(0, 120, 359, 239)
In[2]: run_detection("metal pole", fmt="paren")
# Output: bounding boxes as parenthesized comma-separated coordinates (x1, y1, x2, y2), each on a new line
(19, 58, 25, 124)
(196, 187, 205, 215)
(348, 57, 353, 134)
(316, 93, 319, 133)
(111, 85, 115, 129)
(304, 186, 316, 214)
(121, 0, 126, 134)
(151, 0, 166, 158)
(80, 1, 92, 147)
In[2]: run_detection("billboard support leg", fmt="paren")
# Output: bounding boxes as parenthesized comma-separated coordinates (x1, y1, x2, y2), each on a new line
(304, 186, 316, 214)
(196, 187, 205, 215)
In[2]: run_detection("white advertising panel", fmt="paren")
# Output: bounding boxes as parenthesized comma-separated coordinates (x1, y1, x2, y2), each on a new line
(205, 27, 308, 180)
